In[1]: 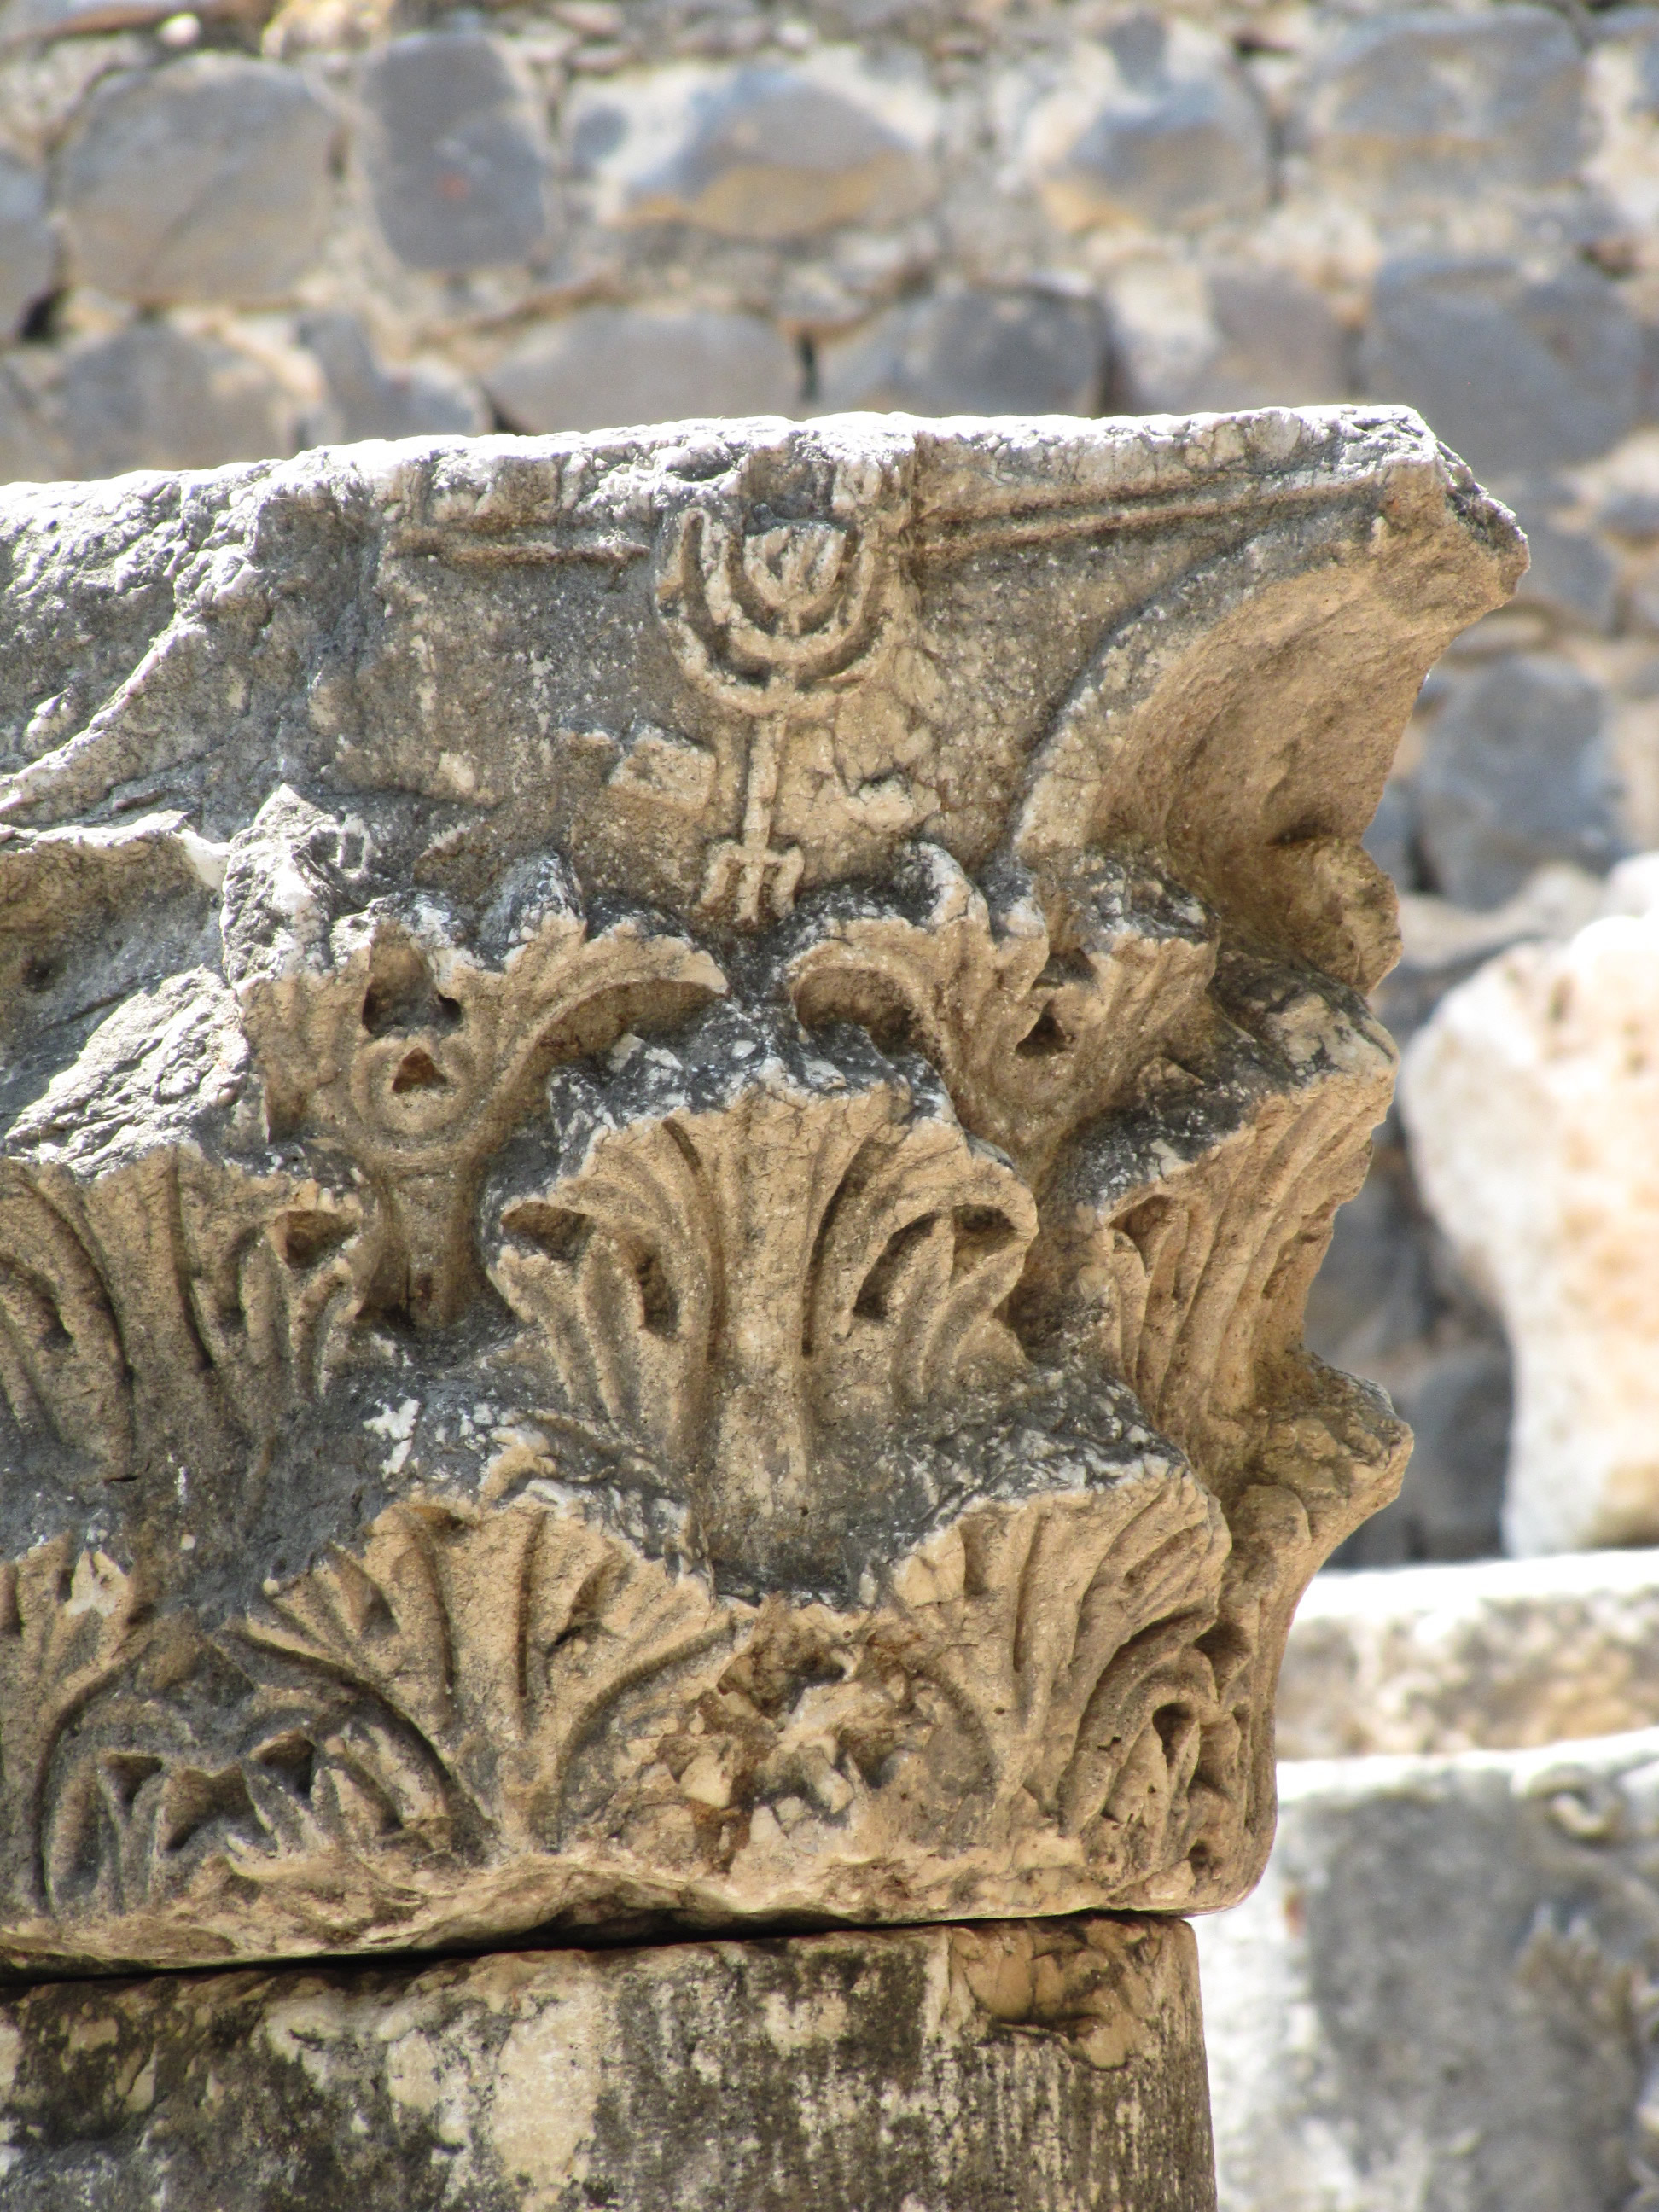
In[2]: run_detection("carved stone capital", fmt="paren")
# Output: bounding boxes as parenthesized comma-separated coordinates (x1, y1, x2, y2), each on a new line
(0, 410, 1522, 1971)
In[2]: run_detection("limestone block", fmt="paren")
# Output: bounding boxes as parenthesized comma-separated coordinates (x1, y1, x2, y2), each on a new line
(1400, 859, 1659, 1553)
(0, 153, 53, 342)
(1020, 22, 1272, 235)
(568, 55, 938, 242)
(485, 306, 799, 434)
(1103, 263, 1348, 416)
(0, 1915, 1214, 2210)
(0, 409, 1518, 1973)
(360, 32, 553, 274)
(1278, 1548, 1659, 1759)
(815, 286, 1104, 416)
(1414, 653, 1623, 911)
(298, 314, 489, 445)
(54, 55, 341, 308)
(1297, 7, 1588, 201)
(1359, 257, 1644, 482)
(52, 322, 306, 480)
(1199, 1728, 1659, 2212)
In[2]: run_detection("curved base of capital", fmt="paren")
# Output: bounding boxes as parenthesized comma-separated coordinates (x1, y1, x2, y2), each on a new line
(0, 1914, 1215, 2212)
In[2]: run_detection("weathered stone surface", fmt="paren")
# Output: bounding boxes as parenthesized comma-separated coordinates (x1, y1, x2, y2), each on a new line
(52, 322, 305, 480)
(1401, 858, 1659, 1554)
(1298, 7, 1588, 201)
(298, 315, 488, 445)
(486, 307, 799, 434)
(816, 286, 1104, 416)
(1278, 1547, 1659, 1760)
(1199, 1727, 1659, 2212)
(1413, 653, 1623, 910)
(0, 410, 1516, 1973)
(0, 1915, 1215, 2210)
(0, 153, 52, 343)
(360, 32, 552, 274)
(1017, 20, 1271, 236)
(1104, 264, 1349, 417)
(54, 55, 341, 308)
(1360, 257, 1644, 483)
(572, 57, 938, 241)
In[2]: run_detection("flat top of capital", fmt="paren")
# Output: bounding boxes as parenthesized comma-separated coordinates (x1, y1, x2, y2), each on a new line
(0, 405, 1522, 960)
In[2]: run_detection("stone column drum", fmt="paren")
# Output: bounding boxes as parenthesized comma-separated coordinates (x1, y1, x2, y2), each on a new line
(0, 409, 1520, 2208)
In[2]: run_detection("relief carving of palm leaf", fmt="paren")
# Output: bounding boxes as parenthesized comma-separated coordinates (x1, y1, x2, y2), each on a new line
(789, 844, 1214, 1181)
(878, 1470, 1227, 1875)
(239, 1501, 728, 1857)
(494, 1125, 719, 1466)
(808, 1117, 1035, 1420)
(0, 1173, 131, 1482)
(0, 1540, 150, 1906)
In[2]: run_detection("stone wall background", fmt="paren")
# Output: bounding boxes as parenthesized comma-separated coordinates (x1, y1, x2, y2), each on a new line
(3, 0, 1656, 1562)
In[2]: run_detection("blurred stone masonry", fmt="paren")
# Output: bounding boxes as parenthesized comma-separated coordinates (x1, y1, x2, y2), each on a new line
(3, 0, 1659, 1552)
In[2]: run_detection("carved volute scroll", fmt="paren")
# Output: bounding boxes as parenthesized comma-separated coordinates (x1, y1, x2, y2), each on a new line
(0, 410, 1524, 1971)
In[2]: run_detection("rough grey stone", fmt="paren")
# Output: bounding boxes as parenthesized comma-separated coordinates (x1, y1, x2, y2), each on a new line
(1277, 1546, 1659, 1760)
(54, 55, 341, 308)
(0, 359, 66, 485)
(816, 286, 1105, 416)
(484, 306, 799, 431)
(1299, 6, 1587, 199)
(0, 153, 53, 342)
(1200, 1728, 1659, 2212)
(54, 322, 301, 480)
(590, 62, 936, 241)
(1105, 265, 1348, 416)
(0, 411, 1517, 1976)
(360, 32, 552, 273)
(1506, 487, 1620, 632)
(0, 1916, 1217, 2211)
(1033, 16, 1272, 233)
(298, 314, 488, 443)
(1360, 257, 1643, 480)
(1414, 652, 1623, 909)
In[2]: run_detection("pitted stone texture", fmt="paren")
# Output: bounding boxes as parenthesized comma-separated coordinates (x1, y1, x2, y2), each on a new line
(53, 323, 306, 480)
(54, 55, 341, 308)
(1413, 652, 1623, 910)
(0, 1917, 1215, 2212)
(1103, 264, 1349, 417)
(1278, 1549, 1659, 1760)
(570, 55, 938, 241)
(1297, 6, 1588, 202)
(1020, 21, 1272, 235)
(361, 32, 552, 273)
(1360, 257, 1644, 482)
(0, 411, 1516, 1972)
(1200, 1729, 1659, 2212)
(1401, 857, 1659, 1555)
(486, 306, 799, 433)
(0, 152, 53, 342)
(815, 286, 1104, 416)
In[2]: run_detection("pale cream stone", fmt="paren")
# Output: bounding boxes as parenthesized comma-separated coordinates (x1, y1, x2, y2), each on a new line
(1401, 854, 1659, 1553)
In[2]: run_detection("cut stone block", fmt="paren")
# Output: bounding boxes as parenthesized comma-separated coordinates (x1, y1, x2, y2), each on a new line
(1401, 859, 1659, 1553)
(1298, 6, 1588, 201)
(1278, 1548, 1659, 1759)
(0, 1915, 1215, 2210)
(1199, 1727, 1659, 2212)
(0, 409, 1518, 1974)
(1413, 652, 1623, 911)
(572, 58, 938, 241)
(54, 55, 341, 308)
(53, 322, 304, 480)
(486, 306, 799, 433)
(815, 286, 1104, 415)
(360, 32, 552, 273)
(1360, 256, 1643, 481)
(1103, 263, 1348, 416)
(1022, 20, 1272, 234)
